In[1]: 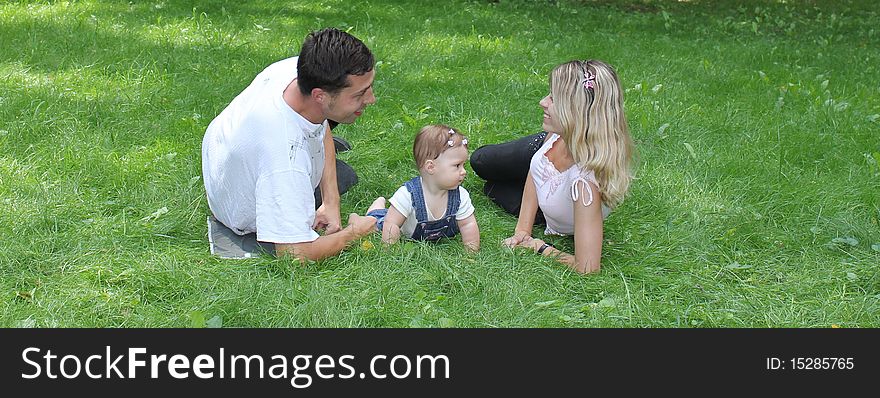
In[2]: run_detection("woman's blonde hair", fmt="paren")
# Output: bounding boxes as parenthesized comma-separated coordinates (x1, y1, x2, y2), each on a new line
(413, 124, 468, 169)
(550, 59, 635, 208)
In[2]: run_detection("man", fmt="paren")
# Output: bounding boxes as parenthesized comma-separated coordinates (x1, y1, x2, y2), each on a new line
(202, 28, 376, 261)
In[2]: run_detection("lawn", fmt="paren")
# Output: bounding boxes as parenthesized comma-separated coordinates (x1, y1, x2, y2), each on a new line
(1, 0, 878, 327)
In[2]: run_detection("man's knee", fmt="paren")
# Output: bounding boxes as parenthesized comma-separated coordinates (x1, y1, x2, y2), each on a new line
(313, 160, 359, 209)
(336, 159, 358, 193)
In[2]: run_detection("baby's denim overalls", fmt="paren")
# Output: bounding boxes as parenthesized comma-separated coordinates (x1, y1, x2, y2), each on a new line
(368, 176, 460, 241)
(405, 177, 460, 241)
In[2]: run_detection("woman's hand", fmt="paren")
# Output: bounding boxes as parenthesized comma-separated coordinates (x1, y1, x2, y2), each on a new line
(502, 230, 533, 248)
(523, 238, 545, 252)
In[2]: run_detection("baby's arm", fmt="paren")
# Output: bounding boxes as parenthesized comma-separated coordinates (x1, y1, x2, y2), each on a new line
(381, 205, 407, 244)
(457, 214, 480, 252)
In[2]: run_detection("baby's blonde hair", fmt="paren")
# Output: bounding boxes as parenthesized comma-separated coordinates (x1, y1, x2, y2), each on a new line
(550, 60, 635, 208)
(412, 124, 468, 169)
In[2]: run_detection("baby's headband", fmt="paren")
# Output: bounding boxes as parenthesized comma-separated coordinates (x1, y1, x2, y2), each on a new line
(447, 129, 468, 147)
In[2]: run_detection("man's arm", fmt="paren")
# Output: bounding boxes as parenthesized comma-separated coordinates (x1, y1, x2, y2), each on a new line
(313, 126, 342, 233)
(276, 213, 375, 262)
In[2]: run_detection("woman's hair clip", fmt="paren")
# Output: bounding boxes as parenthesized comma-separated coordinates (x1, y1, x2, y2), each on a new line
(583, 70, 596, 91)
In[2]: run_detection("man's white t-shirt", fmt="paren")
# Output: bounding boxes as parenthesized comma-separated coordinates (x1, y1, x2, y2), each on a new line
(388, 183, 475, 238)
(202, 57, 327, 244)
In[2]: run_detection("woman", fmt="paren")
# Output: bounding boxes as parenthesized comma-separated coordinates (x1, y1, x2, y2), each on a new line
(471, 60, 635, 274)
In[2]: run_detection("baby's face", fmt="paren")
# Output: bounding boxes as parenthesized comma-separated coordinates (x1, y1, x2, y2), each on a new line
(429, 145, 469, 190)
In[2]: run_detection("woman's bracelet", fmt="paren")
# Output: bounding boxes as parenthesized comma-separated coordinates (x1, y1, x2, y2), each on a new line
(537, 241, 554, 255)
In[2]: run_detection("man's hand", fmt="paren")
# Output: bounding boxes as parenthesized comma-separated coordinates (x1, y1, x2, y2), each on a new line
(313, 203, 342, 234)
(348, 213, 376, 237)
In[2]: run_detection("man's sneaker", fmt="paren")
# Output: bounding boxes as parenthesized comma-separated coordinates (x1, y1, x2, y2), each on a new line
(333, 136, 352, 153)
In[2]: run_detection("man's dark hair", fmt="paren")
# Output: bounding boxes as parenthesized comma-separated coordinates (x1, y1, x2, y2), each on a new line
(297, 28, 374, 96)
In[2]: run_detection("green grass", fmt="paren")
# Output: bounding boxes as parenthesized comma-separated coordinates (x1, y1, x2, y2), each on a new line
(1, 0, 878, 327)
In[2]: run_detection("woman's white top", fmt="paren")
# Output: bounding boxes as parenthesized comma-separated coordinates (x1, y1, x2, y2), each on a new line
(529, 133, 610, 235)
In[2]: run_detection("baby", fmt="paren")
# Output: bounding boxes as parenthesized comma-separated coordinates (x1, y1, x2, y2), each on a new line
(366, 124, 480, 252)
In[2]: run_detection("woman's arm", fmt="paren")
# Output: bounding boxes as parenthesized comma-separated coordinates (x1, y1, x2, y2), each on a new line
(503, 172, 540, 247)
(523, 238, 574, 270)
(523, 181, 603, 274)
(381, 205, 407, 244)
(570, 180, 604, 273)
(457, 214, 480, 252)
